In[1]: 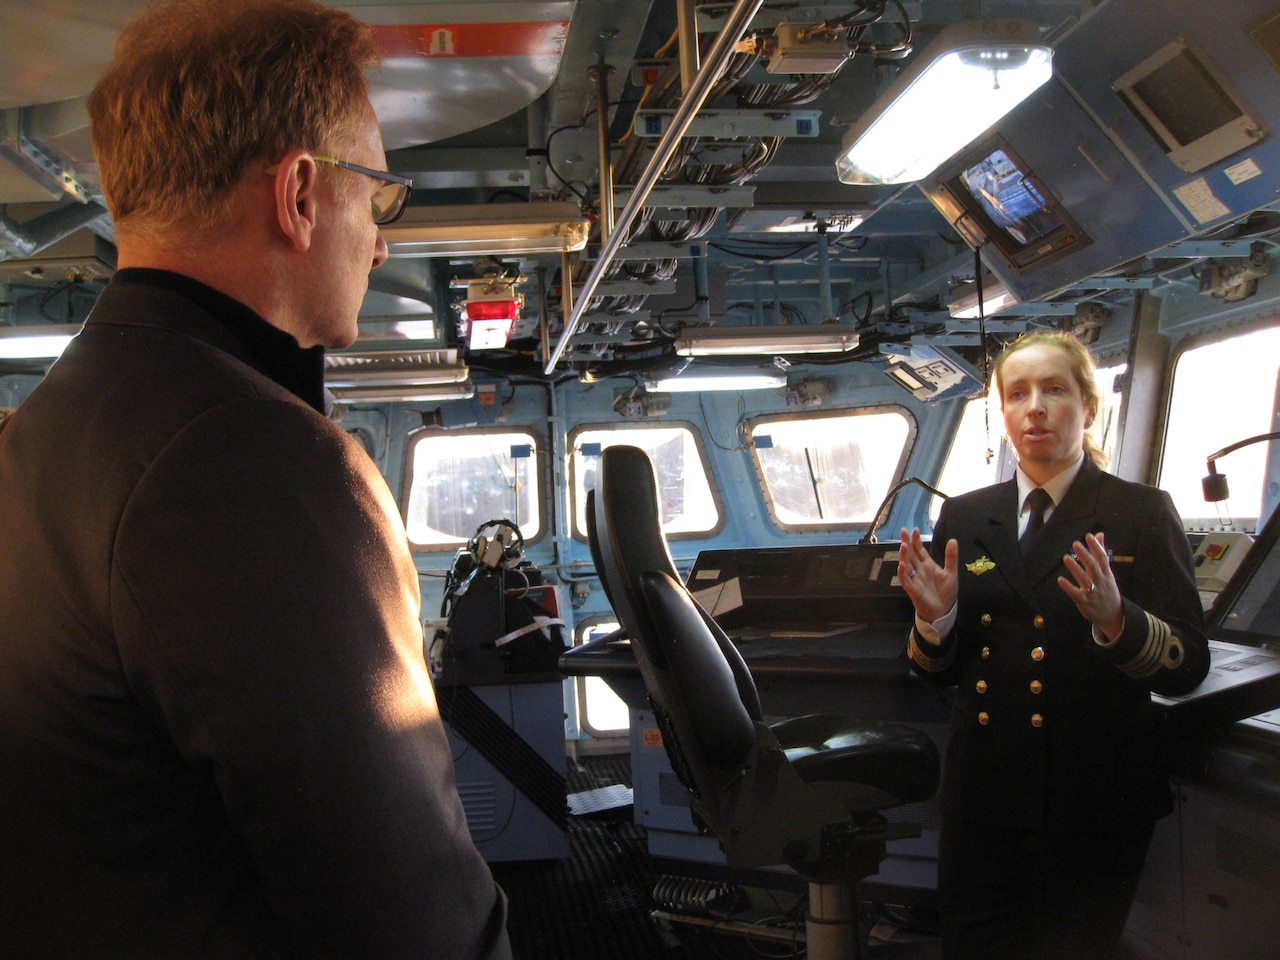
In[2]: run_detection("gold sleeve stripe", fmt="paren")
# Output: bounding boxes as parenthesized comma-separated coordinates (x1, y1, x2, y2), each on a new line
(1116, 611, 1185, 679)
(908, 628, 956, 673)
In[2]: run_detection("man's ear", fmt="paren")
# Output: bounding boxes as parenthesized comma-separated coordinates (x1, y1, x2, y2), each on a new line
(273, 149, 318, 252)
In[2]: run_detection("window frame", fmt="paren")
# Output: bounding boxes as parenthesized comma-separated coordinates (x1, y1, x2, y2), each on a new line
(566, 420, 724, 542)
(746, 404, 918, 533)
(401, 425, 545, 552)
(1157, 321, 1280, 533)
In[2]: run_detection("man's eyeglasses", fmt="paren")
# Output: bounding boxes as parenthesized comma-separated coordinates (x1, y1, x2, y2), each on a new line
(312, 156, 413, 225)
(266, 155, 414, 225)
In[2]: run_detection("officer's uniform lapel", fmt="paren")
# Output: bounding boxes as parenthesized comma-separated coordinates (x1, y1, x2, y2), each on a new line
(971, 480, 1027, 592)
(1019, 458, 1104, 592)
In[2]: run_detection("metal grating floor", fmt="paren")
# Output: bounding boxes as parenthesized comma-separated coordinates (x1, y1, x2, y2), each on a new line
(489, 753, 943, 960)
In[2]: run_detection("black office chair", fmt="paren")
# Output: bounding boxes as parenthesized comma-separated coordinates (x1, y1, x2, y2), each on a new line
(590, 445, 940, 960)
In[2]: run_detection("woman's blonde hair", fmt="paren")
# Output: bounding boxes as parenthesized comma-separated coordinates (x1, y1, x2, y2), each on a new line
(992, 329, 1108, 468)
(88, 0, 380, 240)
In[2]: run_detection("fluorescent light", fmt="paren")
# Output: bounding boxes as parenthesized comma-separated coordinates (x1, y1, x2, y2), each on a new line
(947, 277, 1020, 317)
(382, 201, 590, 258)
(644, 371, 788, 393)
(836, 19, 1052, 185)
(764, 214, 864, 233)
(674, 324, 860, 357)
(352, 319, 438, 343)
(324, 349, 468, 389)
(0, 323, 80, 360)
(329, 380, 476, 403)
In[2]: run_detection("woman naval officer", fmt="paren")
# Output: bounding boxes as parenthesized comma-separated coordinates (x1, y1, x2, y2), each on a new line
(896, 330, 1208, 960)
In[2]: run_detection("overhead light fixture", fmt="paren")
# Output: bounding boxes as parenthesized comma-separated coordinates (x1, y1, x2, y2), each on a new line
(0, 323, 81, 360)
(352, 319, 438, 344)
(947, 276, 1020, 318)
(763, 214, 865, 234)
(835, 18, 1053, 186)
(329, 380, 476, 404)
(674, 324, 860, 357)
(644, 371, 788, 393)
(324, 348, 469, 391)
(382, 201, 590, 258)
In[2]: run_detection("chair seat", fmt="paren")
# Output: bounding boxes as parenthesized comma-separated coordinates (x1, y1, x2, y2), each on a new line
(771, 715, 939, 807)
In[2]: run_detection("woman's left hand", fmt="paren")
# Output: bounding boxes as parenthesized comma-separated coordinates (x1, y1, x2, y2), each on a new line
(1058, 531, 1125, 641)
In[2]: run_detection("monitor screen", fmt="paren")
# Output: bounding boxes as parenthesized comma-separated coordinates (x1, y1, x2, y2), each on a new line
(1112, 38, 1264, 174)
(958, 147, 1067, 250)
(934, 137, 1090, 276)
(1125, 47, 1243, 149)
(1207, 508, 1280, 647)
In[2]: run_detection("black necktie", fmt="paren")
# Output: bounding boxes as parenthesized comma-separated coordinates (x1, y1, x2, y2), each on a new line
(1019, 488, 1053, 555)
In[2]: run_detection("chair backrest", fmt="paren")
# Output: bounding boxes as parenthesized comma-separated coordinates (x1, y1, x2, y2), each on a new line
(591, 445, 764, 802)
(638, 568, 757, 768)
(591, 446, 940, 875)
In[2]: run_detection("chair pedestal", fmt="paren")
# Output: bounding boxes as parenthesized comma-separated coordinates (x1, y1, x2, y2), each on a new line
(807, 881, 859, 960)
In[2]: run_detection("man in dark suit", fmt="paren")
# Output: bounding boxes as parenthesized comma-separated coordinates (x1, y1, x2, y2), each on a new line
(0, 2, 510, 958)
(898, 331, 1208, 960)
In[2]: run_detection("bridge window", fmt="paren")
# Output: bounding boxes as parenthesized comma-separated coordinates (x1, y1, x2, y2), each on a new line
(568, 423, 720, 539)
(403, 428, 542, 549)
(1160, 325, 1280, 531)
(573, 620, 629, 738)
(748, 406, 914, 531)
(931, 397, 1009, 523)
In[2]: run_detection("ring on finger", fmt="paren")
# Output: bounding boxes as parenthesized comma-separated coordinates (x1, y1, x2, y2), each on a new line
(1086, 580, 1095, 594)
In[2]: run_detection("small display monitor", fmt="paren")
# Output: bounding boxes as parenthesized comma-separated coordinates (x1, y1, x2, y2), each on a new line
(932, 137, 1091, 276)
(1207, 507, 1280, 648)
(1113, 38, 1266, 173)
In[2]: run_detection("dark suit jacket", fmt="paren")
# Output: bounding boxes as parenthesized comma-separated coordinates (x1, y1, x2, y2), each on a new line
(0, 273, 510, 959)
(908, 459, 1209, 833)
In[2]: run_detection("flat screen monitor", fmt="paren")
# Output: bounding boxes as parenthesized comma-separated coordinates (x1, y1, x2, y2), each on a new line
(933, 137, 1091, 277)
(1206, 507, 1280, 648)
(1113, 38, 1265, 174)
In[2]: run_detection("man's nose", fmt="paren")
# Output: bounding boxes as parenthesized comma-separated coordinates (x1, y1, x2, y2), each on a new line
(372, 231, 389, 270)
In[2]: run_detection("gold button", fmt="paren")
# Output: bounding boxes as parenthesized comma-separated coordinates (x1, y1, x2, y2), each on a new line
(978, 712, 990, 726)
(1033, 615, 1045, 629)
(1031, 713, 1044, 728)
(1031, 646, 1045, 662)
(1030, 680, 1043, 694)
(981, 646, 991, 660)
(976, 680, 988, 694)
(980, 613, 993, 627)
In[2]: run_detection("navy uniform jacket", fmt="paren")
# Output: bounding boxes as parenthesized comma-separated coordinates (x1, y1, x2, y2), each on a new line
(0, 271, 511, 960)
(908, 458, 1209, 833)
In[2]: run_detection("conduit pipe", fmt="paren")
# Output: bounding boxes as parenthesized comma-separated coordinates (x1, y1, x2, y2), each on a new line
(543, 0, 765, 373)
(590, 64, 615, 245)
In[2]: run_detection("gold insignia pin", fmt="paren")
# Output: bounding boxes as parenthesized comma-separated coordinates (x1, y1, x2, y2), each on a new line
(966, 556, 996, 575)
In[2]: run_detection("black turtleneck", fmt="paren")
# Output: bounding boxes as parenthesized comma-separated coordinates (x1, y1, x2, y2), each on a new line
(112, 267, 329, 414)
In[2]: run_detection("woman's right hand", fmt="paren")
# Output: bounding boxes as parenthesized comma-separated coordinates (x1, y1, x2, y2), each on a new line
(898, 527, 959, 624)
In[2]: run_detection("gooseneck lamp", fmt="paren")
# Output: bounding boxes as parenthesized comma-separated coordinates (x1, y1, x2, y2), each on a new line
(1202, 432, 1280, 501)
